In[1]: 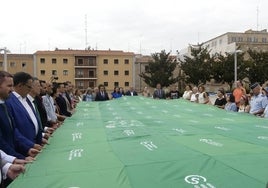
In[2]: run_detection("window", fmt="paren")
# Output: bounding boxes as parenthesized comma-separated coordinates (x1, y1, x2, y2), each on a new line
(89, 81, 94, 88)
(89, 70, 95, 77)
(253, 37, 258, 42)
(40, 58, 45, 63)
(103, 70, 108, 75)
(114, 82, 119, 87)
(247, 37, 252, 42)
(52, 70, 57, 76)
(262, 38, 267, 43)
(78, 81, 84, 87)
(125, 82, 129, 87)
(78, 59, 83, 65)
(10, 62, 16, 67)
(124, 70, 129, 75)
(103, 59, 108, 64)
(231, 37, 236, 42)
(114, 59, 119, 64)
(114, 70, 119, 75)
(22, 62, 26, 68)
(63, 70, 68, 75)
(238, 37, 243, 42)
(52, 58, 57, 64)
(89, 57, 95, 66)
(77, 70, 83, 77)
(124, 59, 129, 64)
(40, 70, 46, 75)
(104, 82, 108, 87)
(63, 59, 68, 64)
(0, 62, 3, 67)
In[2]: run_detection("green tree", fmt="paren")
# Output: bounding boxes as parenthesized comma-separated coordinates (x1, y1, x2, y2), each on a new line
(139, 50, 178, 88)
(211, 52, 245, 90)
(180, 46, 212, 85)
(247, 49, 268, 84)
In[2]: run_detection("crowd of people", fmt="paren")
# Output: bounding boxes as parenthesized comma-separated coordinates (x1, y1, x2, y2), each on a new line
(81, 83, 181, 101)
(1, 70, 267, 187)
(181, 80, 268, 118)
(0, 71, 78, 187)
(88, 80, 268, 118)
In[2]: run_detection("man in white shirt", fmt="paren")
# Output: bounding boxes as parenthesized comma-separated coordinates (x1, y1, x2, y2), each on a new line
(249, 83, 268, 116)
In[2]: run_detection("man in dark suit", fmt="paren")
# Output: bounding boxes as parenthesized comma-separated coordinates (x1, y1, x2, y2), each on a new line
(0, 71, 36, 160)
(5, 72, 42, 157)
(27, 77, 53, 143)
(125, 86, 138, 96)
(95, 84, 109, 101)
(55, 82, 72, 117)
(153, 83, 166, 99)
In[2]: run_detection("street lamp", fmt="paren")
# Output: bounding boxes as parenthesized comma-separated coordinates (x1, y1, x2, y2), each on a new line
(234, 49, 243, 87)
(0, 47, 10, 71)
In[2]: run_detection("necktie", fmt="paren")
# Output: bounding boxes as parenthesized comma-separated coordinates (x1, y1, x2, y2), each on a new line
(33, 100, 44, 131)
(33, 100, 42, 124)
(0, 103, 13, 130)
(26, 98, 43, 131)
(26, 98, 35, 115)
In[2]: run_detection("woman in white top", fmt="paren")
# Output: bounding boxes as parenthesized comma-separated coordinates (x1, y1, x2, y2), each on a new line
(190, 86, 199, 102)
(197, 85, 209, 104)
(182, 85, 192, 100)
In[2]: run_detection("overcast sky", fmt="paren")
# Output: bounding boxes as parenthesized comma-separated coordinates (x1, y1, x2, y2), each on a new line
(0, 0, 267, 55)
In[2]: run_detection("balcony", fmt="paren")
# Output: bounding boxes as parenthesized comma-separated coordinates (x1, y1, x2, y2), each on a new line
(74, 74, 97, 80)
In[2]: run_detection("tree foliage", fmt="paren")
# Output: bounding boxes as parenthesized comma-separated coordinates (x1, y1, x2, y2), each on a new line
(139, 50, 178, 88)
(247, 49, 268, 84)
(140, 47, 268, 91)
(180, 46, 212, 85)
(211, 52, 246, 89)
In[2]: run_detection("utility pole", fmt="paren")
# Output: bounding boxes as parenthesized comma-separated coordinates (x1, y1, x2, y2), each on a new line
(0, 47, 10, 71)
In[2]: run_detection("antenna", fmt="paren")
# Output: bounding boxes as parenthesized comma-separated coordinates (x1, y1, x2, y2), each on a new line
(85, 14, 88, 49)
(197, 32, 200, 44)
(256, 6, 259, 31)
(139, 34, 142, 55)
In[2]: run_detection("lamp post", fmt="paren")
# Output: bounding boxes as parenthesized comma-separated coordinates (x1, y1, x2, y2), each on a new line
(234, 49, 243, 87)
(0, 47, 10, 71)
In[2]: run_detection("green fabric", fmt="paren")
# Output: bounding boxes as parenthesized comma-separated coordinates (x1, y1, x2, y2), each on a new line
(9, 97, 268, 188)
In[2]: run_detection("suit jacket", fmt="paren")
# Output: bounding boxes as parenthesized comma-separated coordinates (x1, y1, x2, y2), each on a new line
(35, 96, 49, 129)
(5, 93, 42, 155)
(153, 89, 166, 99)
(55, 94, 72, 117)
(125, 90, 138, 96)
(0, 103, 25, 159)
(95, 92, 109, 101)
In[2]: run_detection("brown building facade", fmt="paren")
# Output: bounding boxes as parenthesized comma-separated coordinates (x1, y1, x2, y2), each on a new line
(0, 49, 135, 92)
(35, 49, 135, 91)
(0, 54, 34, 75)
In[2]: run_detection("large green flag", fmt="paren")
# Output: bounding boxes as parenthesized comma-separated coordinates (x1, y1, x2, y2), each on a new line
(9, 97, 268, 188)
